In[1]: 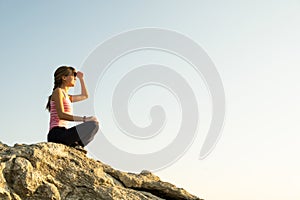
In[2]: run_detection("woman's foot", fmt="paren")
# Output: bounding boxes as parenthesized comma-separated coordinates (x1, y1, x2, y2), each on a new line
(70, 142, 87, 154)
(74, 145, 87, 154)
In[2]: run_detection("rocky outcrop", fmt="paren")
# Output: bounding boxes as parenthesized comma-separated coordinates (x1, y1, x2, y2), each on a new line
(0, 141, 202, 200)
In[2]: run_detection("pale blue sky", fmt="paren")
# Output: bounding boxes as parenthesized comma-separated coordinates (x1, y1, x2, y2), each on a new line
(1, 1, 300, 199)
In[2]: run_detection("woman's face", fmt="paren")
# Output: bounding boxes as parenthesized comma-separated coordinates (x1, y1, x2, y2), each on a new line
(64, 71, 77, 87)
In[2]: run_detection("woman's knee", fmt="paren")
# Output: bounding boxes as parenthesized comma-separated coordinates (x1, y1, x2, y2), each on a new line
(95, 121, 100, 131)
(87, 120, 99, 132)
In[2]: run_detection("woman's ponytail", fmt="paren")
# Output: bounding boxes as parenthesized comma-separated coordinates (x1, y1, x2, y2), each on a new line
(46, 82, 60, 112)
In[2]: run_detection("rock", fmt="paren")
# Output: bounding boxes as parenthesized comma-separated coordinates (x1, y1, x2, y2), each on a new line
(0, 142, 203, 200)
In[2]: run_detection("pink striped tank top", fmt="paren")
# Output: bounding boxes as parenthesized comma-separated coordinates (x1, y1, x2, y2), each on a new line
(49, 97, 73, 130)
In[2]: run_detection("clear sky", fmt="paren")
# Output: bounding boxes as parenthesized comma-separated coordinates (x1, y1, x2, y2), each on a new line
(0, 1, 299, 199)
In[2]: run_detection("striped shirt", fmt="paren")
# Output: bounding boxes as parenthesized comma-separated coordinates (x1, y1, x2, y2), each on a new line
(49, 97, 73, 130)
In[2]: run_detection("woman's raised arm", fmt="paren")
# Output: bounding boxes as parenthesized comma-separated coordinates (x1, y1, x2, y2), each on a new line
(69, 71, 89, 102)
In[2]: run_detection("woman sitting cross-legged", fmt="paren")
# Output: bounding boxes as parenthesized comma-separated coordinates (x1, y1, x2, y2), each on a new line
(46, 66, 99, 151)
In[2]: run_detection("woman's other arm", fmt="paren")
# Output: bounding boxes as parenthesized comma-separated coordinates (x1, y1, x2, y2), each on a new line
(52, 88, 85, 122)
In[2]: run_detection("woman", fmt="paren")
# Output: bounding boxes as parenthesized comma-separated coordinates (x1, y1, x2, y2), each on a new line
(46, 66, 99, 150)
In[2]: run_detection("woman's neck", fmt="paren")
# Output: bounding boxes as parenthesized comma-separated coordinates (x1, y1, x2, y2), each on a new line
(59, 85, 69, 94)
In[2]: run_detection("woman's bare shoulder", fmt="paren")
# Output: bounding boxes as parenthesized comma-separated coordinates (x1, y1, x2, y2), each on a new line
(51, 88, 63, 100)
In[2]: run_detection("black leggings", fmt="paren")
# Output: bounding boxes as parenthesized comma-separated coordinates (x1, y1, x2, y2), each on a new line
(47, 121, 99, 147)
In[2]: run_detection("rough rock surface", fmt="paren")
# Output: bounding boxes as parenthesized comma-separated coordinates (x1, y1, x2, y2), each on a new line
(0, 141, 202, 200)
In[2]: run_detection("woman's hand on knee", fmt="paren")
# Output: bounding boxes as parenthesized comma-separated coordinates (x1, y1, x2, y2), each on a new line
(86, 116, 99, 123)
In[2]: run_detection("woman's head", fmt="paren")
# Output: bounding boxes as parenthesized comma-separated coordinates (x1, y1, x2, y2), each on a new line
(53, 66, 77, 89)
(46, 66, 76, 111)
